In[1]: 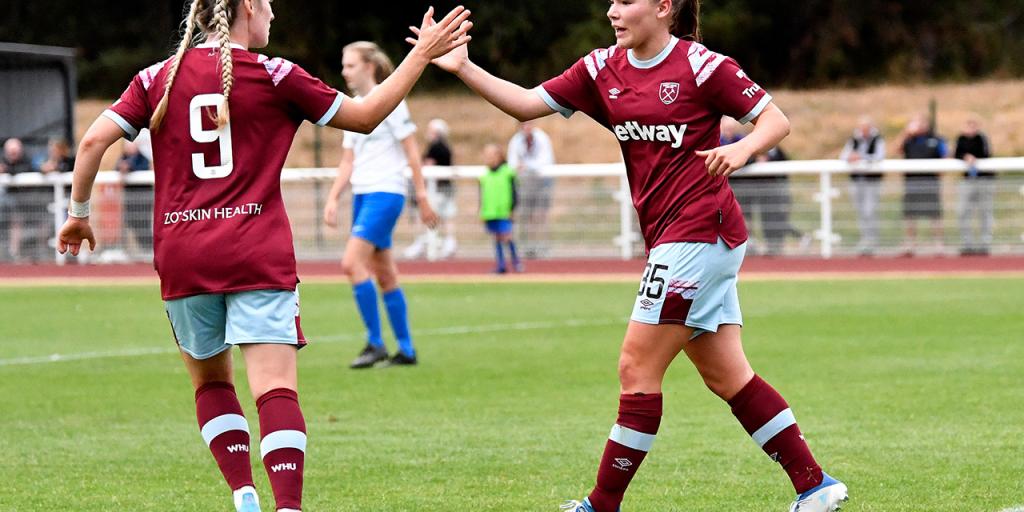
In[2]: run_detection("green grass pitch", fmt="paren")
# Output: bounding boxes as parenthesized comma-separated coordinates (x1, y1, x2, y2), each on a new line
(1, 277, 1022, 511)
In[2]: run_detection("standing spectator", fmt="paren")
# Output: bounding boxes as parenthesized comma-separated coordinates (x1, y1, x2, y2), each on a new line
(117, 140, 153, 255)
(39, 138, 76, 174)
(900, 115, 947, 255)
(754, 146, 807, 255)
(1, 137, 48, 261)
(955, 117, 994, 256)
(507, 120, 554, 258)
(0, 138, 33, 260)
(479, 144, 521, 273)
(839, 117, 886, 255)
(723, 117, 770, 254)
(404, 118, 458, 259)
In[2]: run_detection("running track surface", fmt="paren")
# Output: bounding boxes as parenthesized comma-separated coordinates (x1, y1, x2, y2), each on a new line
(1, 256, 1022, 282)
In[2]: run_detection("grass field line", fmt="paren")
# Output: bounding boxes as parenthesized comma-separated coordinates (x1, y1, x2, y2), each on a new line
(0, 317, 624, 368)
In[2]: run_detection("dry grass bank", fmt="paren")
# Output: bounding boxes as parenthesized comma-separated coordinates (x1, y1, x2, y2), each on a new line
(76, 79, 1024, 169)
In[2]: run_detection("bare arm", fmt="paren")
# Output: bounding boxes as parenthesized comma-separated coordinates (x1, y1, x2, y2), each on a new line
(697, 103, 791, 177)
(323, 148, 355, 228)
(427, 41, 553, 122)
(57, 116, 126, 255)
(402, 136, 438, 227)
(327, 7, 473, 134)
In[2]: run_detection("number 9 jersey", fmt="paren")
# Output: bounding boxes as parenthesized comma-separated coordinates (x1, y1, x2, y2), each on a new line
(105, 43, 345, 300)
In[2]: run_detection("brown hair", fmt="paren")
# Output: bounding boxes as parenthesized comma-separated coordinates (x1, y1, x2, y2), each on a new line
(670, 0, 701, 42)
(151, 0, 243, 132)
(343, 41, 395, 85)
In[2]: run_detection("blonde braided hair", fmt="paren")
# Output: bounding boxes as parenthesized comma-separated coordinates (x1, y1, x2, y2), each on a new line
(150, 0, 202, 132)
(210, 0, 234, 127)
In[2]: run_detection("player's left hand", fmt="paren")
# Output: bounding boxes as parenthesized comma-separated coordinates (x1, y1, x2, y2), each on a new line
(57, 217, 96, 256)
(696, 143, 753, 177)
(418, 201, 439, 229)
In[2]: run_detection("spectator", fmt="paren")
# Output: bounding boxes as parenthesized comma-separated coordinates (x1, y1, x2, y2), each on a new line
(900, 115, 947, 255)
(404, 118, 458, 260)
(723, 117, 772, 255)
(1, 138, 49, 261)
(480, 144, 521, 273)
(955, 117, 994, 256)
(39, 138, 75, 174)
(117, 140, 153, 255)
(507, 120, 555, 258)
(754, 146, 809, 255)
(839, 117, 886, 255)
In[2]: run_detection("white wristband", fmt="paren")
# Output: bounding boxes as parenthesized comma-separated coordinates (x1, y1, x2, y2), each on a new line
(68, 200, 91, 218)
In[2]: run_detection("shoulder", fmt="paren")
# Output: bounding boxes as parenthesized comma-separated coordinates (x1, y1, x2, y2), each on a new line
(679, 40, 733, 87)
(133, 58, 173, 91)
(578, 45, 622, 81)
(254, 53, 299, 87)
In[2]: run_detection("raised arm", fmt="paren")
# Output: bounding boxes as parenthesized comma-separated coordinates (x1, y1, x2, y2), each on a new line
(427, 41, 553, 122)
(328, 7, 473, 133)
(57, 116, 126, 255)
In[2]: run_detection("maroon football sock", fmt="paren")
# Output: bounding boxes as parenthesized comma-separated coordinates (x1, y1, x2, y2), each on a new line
(728, 375, 823, 493)
(195, 381, 254, 491)
(257, 388, 306, 511)
(587, 393, 662, 512)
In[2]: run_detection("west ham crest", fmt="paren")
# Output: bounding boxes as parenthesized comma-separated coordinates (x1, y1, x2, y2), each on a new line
(659, 82, 680, 105)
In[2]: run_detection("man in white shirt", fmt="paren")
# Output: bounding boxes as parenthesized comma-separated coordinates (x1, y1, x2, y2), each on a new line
(507, 121, 555, 257)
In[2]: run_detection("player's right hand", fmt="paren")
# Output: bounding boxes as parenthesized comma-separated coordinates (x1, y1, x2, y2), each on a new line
(323, 200, 338, 228)
(406, 6, 473, 62)
(57, 217, 96, 256)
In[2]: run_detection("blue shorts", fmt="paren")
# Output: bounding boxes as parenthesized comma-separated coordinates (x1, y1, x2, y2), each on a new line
(631, 237, 746, 338)
(352, 192, 405, 250)
(485, 219, 513, 235)
(165, 289, 306, 360)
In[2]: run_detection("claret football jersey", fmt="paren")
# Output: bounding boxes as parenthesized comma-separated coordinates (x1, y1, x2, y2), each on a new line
(106, 42, 345, 299)
(537, 37, 772, 251)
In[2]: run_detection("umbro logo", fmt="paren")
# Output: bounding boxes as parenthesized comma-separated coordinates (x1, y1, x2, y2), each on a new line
(609, 87, 621, 99)
(639, 299, 655, 310)
(612, 457, 633, 471)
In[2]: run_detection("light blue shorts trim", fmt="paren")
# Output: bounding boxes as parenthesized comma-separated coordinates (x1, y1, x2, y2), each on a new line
(165, 289, 304, 360)
(630, 237, 746, 338)
(352, 192, 405, 250)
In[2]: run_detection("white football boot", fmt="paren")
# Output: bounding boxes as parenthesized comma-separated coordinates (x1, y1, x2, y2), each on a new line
(788, 472, 848, 512)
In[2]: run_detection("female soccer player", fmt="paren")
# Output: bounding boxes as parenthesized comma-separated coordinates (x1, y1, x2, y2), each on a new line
(56, 1, 471, 510)
(323, 42, 438, 370)
(423, 0, 847, 511)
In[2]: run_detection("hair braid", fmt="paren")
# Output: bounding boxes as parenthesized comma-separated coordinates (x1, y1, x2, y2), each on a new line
(151, 0, 203, 133)
(212, 0, 234, 127)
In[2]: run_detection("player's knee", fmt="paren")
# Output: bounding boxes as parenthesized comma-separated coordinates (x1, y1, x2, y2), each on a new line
(340, 257, 367, 279)
(698, 369, 749, 401)
(618, 352, 655, 393)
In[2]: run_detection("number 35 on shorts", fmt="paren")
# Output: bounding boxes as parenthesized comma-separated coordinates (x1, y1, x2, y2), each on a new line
(637, 263, 669, 299)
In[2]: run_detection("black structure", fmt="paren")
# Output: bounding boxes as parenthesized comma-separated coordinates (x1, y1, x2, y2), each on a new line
(0, 43, 77, 156)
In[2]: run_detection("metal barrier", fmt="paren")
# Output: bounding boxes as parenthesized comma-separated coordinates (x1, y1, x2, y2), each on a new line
(1, 157, 1022, 264)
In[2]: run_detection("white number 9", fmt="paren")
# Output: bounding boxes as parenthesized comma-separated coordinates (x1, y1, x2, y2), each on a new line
(189, 93, 234, 179)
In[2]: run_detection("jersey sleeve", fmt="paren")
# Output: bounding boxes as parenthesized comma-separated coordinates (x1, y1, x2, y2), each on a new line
(275, 62, 346, 126)
(536, 54, 605, 122)
(103, 75, 151, 142)
(697, 55, 773, 125)
(382, 100, 417, 141)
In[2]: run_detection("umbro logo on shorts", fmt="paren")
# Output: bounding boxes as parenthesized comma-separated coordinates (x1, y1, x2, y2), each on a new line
(639, 299, 656, 310)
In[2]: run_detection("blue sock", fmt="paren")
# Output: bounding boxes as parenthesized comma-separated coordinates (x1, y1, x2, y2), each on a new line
(352, 279, 383, 348)
(495, 240, 506, 271)
(382, 288, 414, 357)
(507, 240, 520, 266)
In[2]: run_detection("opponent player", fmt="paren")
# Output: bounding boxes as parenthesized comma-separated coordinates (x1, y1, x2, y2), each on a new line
(322, 42, 438, 369)
(56, 1, 471, 510)
(423, 0, 847, 510)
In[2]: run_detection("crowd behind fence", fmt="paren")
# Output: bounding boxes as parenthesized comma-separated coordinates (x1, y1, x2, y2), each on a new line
(1, 158, 1023, 265)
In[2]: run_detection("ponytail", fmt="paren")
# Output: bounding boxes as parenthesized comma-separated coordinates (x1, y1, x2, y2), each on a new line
(151, 0, 202, 132)
(670, 0, 701, 42)
(211, 0, 235, 128)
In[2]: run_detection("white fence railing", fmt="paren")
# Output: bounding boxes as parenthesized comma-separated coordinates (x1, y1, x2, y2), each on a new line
(1, 157, 1022, 264)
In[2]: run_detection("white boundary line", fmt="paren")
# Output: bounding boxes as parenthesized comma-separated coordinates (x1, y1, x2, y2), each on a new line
(0, 318, 624, 368)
